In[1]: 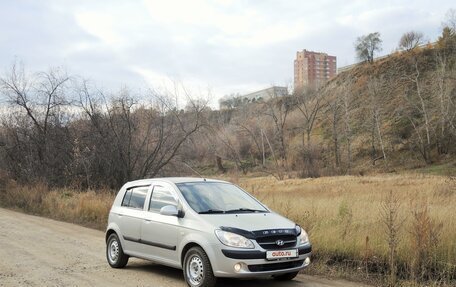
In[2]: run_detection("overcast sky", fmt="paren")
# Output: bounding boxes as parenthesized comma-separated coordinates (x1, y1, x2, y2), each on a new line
(0, 0, 453, 106)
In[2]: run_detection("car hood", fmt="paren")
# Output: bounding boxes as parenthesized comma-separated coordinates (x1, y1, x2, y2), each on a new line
(199, 212, 295, 232)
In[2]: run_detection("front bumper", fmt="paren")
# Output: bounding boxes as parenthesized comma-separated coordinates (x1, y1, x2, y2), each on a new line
(210, 244, 312, 278)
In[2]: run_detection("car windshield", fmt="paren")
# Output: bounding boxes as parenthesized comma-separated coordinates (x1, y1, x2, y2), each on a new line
(176, 182, 268, 214)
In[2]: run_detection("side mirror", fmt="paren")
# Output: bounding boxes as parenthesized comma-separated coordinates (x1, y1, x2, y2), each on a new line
(160, 205, 179, 217)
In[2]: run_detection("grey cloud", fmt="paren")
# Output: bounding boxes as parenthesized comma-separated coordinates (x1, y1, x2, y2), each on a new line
(1, 0, 454, 101)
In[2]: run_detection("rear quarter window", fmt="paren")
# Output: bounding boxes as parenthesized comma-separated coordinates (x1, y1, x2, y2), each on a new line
(121, 186, 149, 209)
(121, 189, 133, 207)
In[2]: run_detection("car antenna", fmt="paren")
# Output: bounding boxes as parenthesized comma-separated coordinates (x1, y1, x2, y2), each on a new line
(182, 162, 204, 179)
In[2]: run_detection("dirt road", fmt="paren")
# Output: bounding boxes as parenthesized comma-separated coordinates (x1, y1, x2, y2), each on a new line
(0, 208, 371, 287)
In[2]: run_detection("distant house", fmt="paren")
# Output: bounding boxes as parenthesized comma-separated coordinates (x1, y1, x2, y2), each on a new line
(219, 86, 288, 109)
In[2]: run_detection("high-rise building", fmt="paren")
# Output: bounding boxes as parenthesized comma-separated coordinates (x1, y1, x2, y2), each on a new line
(294, 49, 337, 92)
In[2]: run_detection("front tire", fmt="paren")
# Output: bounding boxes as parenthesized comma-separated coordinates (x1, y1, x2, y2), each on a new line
(183, 247, 217, 287)
(273, 271, 299, 281)
(106, 233, 129, 268)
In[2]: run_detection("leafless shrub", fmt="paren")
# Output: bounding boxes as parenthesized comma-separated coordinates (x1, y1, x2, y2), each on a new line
(408, 200, 443, 282)
(380, 190, 404, 286)
(338, 200, 353, 239)
(295, 143, 321, 178)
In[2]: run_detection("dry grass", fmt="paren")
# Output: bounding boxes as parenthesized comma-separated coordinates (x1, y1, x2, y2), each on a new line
(0, 180, 114, 230)
(235, 174, 456, 285)
(1, 173, 455, 285)
(41, 189, 114, 229)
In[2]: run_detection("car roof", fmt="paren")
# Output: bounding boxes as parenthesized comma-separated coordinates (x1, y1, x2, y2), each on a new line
(124, 177, 229, 188)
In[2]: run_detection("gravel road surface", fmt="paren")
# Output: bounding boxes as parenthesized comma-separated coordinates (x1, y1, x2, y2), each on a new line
(0, 208, 371, 287)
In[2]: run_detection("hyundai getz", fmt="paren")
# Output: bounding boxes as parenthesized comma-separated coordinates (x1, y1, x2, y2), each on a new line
(106, 178, 311, 287)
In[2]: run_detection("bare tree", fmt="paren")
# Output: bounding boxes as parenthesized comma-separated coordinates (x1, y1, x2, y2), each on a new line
(341, 80, 354, 171)
(367, 76, 388, 165)
(399, 31, 424, 52)
(401, 57, 434, 164)
(442, 8, 456, 32)
(295, 88, 324, 150)
(294, 87, 324, 176)
(0, 63, 71, 184)
(433, 47, 456, 154)
(207, 125, 248, 174)
(234, 121, 264, 166)
(74, 80, 204, 187)
(328, 97, 342, 168)
(355, 32, 383, 63)
(438, 9, 456, 57)
(261, 91, 295, 168)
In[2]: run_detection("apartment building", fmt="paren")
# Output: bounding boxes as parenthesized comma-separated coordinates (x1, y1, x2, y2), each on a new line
(294, 49, 337, 91)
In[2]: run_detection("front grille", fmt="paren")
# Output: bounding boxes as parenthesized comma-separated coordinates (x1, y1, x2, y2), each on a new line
(248, 260, 304, 272)
(255, 235, 297, 250)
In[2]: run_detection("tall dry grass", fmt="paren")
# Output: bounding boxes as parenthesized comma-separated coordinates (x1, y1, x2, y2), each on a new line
(237, 174, 456, 285)
(0, 180, 114, 230)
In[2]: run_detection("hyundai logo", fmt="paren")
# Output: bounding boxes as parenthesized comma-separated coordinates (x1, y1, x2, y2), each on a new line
(276, 240, 285, 246)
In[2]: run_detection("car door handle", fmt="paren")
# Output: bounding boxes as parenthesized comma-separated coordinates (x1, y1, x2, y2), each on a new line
(144, 219, 151, 223)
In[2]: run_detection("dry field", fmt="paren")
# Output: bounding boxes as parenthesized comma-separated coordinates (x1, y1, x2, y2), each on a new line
(236, 174, 456, 284)
(1, 173, 455, 285)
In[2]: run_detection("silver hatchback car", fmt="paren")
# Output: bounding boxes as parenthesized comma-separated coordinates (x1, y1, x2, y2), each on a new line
(106, 177, 311, 287)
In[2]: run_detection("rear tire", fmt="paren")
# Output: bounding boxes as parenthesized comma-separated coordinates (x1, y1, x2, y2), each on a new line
(273, 271, 299, 281)
(106, 233, 129, 268)
(183, 247, 217, 287)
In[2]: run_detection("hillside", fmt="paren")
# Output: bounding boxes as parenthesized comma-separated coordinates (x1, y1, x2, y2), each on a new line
(181, 38, 456, 177)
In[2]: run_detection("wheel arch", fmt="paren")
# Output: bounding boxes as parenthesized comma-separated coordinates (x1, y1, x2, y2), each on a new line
(181, 242, 203, 267)
(179, 232, 219, 272)
(105, 222, 123, 244)
(105, 228, 117, 242)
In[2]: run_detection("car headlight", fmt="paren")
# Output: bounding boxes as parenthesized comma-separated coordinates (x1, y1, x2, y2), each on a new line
(296, 225, 310, 245)
(215, 230, 254, 249)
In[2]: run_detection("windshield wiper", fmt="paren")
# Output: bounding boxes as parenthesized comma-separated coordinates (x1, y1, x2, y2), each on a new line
(198, 209, 225, 214)
(225, 208, 266, 213)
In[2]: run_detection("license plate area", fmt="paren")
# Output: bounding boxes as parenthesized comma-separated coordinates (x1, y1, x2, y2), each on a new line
(266, 249, 298, 260)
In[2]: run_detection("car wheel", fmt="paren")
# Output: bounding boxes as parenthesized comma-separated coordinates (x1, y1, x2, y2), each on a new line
(273, 271, 299, 281)
(106, 233, 129, 268)
(183, 247, 217, 287)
